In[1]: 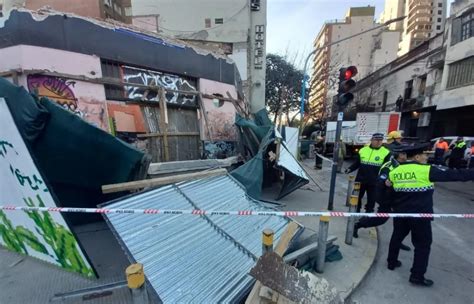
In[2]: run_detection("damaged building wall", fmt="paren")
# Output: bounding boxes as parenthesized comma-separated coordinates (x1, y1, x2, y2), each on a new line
(0, 9, 246, 162)
(199, 78, 239, 159)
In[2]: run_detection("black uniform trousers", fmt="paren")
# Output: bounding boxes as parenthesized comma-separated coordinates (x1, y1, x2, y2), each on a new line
(357, 204, 390, 228)
(388, 218, 432, 278)
(357, 183, 376, 213)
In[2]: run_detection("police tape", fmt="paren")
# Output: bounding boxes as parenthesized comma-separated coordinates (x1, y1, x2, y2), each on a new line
(1, 205, 474, 219)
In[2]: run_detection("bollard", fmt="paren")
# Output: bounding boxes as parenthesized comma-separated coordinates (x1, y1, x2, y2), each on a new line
(126, 263, 149, 304)
(345, 195, 359, 245)
(316, 216, 330, 273)
(353, 182, 361, 212)
(262, 228, 274, 255)
(345, 176, 356, 206)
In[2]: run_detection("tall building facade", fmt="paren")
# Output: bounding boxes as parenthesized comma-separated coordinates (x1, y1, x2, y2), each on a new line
(131, 0, 267, 113)
(309, 7, 399, 122)
(3, 0, 132, 23)
(398, 0, 447, 55)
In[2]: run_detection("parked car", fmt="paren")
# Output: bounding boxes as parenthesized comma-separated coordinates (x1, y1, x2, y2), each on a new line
(428, 136, 474, 166)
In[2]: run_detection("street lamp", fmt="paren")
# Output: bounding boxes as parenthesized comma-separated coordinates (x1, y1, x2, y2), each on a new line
(298, 16, 406, 210)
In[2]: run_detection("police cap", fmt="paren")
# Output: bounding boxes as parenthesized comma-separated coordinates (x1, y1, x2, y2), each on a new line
(393, 143, 431, 157)
(372, 133, 384, 140)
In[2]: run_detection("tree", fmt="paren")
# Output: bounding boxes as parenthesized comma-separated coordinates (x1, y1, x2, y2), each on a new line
(265, 54, 308, 125)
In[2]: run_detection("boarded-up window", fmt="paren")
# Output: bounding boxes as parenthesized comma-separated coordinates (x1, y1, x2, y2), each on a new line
(205, 18, 211, 28)
(447, 56, 474, 89)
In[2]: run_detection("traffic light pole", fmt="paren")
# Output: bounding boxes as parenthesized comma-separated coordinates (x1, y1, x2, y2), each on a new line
(327, 111, 343, 210)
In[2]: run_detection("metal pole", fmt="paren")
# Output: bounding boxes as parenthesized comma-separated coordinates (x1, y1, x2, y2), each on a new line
(327, 112, 343, 210)
(345, 195, 359, 245)
(262, 228, 274, 255)
(353, 181, 361, 212)
(126, 263, 149, 304)
(316, 216, 330, 273)
(346, 175, 355, 207)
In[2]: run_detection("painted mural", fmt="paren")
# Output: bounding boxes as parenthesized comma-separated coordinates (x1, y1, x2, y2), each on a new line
(122, 66, 197, 106)
(27, 75, 108, 131)
(0, 98, 94, 277)
(199, 79, 238, 142)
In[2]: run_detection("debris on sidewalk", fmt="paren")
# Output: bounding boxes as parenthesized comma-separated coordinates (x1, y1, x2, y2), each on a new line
(249, 252, 342, 304)
(102, 175, 302, 303)
(147, 156, 239, 176)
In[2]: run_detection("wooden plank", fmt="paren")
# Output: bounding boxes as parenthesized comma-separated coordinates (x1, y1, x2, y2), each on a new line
(158, 88, 170, 162)
(137, 132, 200, 138)
(101, 168, 227, 194)
(246, 222, 300, 304)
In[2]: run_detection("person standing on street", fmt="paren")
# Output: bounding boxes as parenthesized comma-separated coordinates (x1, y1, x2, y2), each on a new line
(385, 144, 474, 287)
(314, 136, 325, 170)
(337, 138, 347, 173)
(353, 151, 411, 251)
(345, 133, 391, 212)
(469, 142, 474, 169)
(449, 137, 467, 169)
(433, 137, 449, 165)
(385, 130, 403, 150)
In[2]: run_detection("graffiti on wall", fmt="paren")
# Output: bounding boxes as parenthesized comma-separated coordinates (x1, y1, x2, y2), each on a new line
(27, 75, 108, 131)
(0, 98, 94, 277)
(122, 66, 197, 106)
(27, 75, 79, 112)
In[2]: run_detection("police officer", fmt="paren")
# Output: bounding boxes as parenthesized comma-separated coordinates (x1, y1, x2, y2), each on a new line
(386, 143, 474, 287)
(345, 133, 391, 213)
(352, 152, 411, 251)
(449, 137, 467, 169)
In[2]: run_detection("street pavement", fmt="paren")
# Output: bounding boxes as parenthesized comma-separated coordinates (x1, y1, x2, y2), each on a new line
(348, 180, 474, 304)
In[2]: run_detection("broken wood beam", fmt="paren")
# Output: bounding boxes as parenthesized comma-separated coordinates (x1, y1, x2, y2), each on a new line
(137, 132, 200, 138)
(101, 168, 227, 194)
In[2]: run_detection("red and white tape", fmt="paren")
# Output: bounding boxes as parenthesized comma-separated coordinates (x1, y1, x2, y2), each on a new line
(1, 205, 473, 219)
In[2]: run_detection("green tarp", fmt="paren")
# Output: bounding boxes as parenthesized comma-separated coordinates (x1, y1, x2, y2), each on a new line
(0, 78, 149, 225)
(232, 110, 309, 200)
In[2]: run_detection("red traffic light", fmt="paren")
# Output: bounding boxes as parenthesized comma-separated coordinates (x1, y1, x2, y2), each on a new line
(344, 66, 358, 80)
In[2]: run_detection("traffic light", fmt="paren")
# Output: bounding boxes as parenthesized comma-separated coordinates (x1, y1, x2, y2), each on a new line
(337, 66, 358, 107)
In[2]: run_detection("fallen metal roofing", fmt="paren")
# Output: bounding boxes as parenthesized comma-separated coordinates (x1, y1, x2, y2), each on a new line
(103, 175, 297, 303)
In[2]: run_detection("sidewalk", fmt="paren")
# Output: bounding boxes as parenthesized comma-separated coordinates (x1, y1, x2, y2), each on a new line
(0, 159, 378, 303)
(274, 159, 378, 301)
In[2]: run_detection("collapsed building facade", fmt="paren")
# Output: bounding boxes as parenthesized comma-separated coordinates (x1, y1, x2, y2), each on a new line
(0, 9, 249, 162)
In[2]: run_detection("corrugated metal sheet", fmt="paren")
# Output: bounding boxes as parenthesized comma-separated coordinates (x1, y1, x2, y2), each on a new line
(104, 175, 296, 303)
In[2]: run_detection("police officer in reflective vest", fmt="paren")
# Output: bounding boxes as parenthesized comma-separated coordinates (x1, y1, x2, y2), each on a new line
(346, 133, 391, 213)
(352, 152, 411, 251)
(386, 143, 474, 287)
(449, 137, 467, 169)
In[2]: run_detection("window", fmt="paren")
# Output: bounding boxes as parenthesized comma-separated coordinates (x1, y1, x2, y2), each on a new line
(437, 25, 441, 30)
(451, 10, 474, 45)
(438, 18, 442, 22)
(438, 10, 442, 15)
(438, 3, 442, 7)
(418, 75, 427, 96)
(404, 80, 413, 99)
(205, 18, 211, 28)
(447, 57, 474, 89)
(215, 18, 224, 24)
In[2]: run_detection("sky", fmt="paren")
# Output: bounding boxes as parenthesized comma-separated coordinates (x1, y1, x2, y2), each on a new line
(267, 0, 386, 68)
(267, 0, 455, 69)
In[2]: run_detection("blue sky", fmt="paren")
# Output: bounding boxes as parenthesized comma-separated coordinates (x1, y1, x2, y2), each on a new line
(267, 0, 385, 67)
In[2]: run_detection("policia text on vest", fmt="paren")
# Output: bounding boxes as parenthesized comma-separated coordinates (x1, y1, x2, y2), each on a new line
(384, 148, 474, 287)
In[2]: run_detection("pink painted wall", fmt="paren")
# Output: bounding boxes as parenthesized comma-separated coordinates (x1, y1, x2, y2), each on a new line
(0, 45, 102, 78)
(133, 16, 158, 33)
(0, 45, 108, 131)
(199, 78, 238, 141)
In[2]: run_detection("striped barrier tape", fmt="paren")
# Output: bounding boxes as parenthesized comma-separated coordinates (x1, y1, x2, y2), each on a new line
(1, 205, 474, 219)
